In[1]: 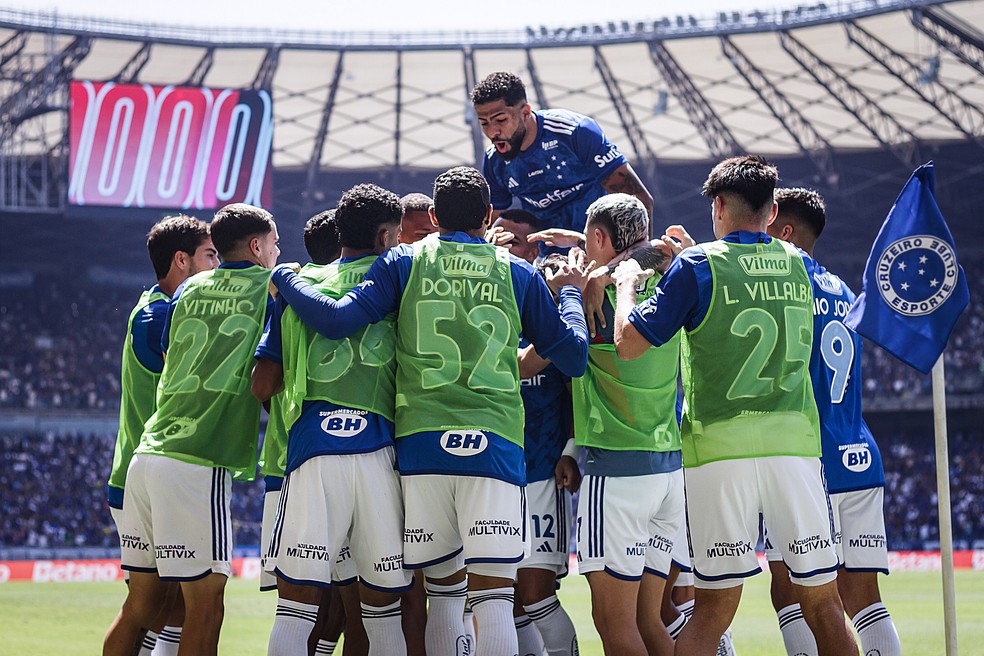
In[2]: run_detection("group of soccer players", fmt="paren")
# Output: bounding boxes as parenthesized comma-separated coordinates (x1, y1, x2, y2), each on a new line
(102, 70, 904, 656)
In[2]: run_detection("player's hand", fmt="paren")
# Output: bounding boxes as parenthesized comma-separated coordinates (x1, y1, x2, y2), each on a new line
(484, 225, 514, 248)
(612, 258, 654, 290)
(584, 266, 611, 338)
(555, 455, 582, 493)
(527, 228, 585, 248)
(659, 225, 696, 259)
(544, 247, 595, 293)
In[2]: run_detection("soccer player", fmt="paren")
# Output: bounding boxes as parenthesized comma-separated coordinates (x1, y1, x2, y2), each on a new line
(105, 203, 280, 656)
(268, 166, 591, 656)
(399, 192, 439, 245)
(765, 188, 900, 656)
(471, 72, 653, 236)
(611, 155, 858, 656)
(486, 209, 541, 265)
(570, 194, 683, 656)
(254, 185, 410, 656)
(106, 215, 218, 655)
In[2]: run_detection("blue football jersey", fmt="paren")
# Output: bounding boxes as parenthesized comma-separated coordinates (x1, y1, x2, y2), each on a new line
(520, 339, 572, 483)
(483, 109, 627, 233)
(805, 256, 885, 493)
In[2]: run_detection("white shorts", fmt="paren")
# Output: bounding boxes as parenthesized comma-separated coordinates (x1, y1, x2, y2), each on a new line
(519, 478, 572, 575)
(267, 447, 411, 592)
(110, 506, 130, 584)
(685, 456, 838, 590)
(118, 453, 233, 580)
(670, 521, 694, 586)
(260, 487, 280, 592)
(576, 470, 685, 581)
(402, 474, 527, 580)
(831, 487, 889, 572)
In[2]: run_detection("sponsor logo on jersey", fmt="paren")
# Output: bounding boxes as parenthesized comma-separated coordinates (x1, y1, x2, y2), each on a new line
(814, 270, 843, 295)
(440, 430, 488, 456)
(594, 144, 622, 168)
(542, 139, 559, 150)
(373, 554, 403, 572)
(840, 443, 873, 472)
(438, 252, 495, 278)
(468, 518, 521, 537)
(535, 542, 554, 553)
(528, 169, 544, 178)
(404, 528, 434, 544)
(162, 417, 197, 439)
(848, 533, 886, 549)
(285, 542, 330, 561)
(521, 373, 546, 387)
(626, 541, 648, 556)
(320, 410, 368, 437)
(336, 545, 351, 562)
(738, 252, 790, 276)
(876, 235, 959, 317)
(197, 277, 254, 299)
(787, 534, 831, 555)
(522, 183, 584, 210)
(120, 533, 150, 552)
(649, 534, 673, 554)
(508, 177, 519, 189)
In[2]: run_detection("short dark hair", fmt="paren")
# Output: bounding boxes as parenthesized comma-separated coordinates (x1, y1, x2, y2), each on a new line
(471, 72, 528, 107)
(775, 187, 826, 239)
(335, 184, 403, 250)
(498, 209, 539, 230)
(433, 167, 490, 232)
(701, 155, 778, 215)
(147, 215, 210, 279)
(304, 209, 341, 265)
(209, 203, 275, 258)
(534, 252, 568, 278)
(401, 192, 433, 214)
(585, 194, 649, 253)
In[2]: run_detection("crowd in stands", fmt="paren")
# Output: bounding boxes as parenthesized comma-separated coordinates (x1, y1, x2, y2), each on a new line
(1, 428, 981, 552)
(1, 255, 981, 413)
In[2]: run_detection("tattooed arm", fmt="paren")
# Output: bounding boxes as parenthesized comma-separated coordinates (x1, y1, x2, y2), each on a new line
(601, 163, 654, 218)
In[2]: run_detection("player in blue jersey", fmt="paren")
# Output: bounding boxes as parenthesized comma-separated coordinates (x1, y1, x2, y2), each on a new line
(399, 193, 438, 245)
(268, 166, 591, 656)
(611, 156, 858, 656)
(254, 185, 409, 656)
(764, 188, 901, 656)
(471, 72, 653, 237)
(486, 209, 542, 266)
(105, 215, 218, 656)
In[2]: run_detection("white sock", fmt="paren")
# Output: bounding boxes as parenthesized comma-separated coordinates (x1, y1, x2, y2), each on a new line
(853, 602, 901, 656)
(138, 630, 158, 655)
(524, 595, 577, 655)
(464, 600, 477, 655)
(470, 587, 519, 656)
(314, 639, 337, 655)
(152, 626, 182, 656)
(717, 627, 736, 656)
(676, 598, 695, 621)
(362, 600, 407, 656)
(667, 612, 687, 640)
(515, 613, 545, 656)
(777, 603, 818, 656)
(267, 598, 319, 656)
(425, 580, 468, 656)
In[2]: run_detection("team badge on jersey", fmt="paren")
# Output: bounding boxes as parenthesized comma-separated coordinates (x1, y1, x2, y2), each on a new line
(876, 235, 959, 317)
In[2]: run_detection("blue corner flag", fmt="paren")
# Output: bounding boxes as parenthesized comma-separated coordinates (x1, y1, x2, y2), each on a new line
(845, 162, 969, 374)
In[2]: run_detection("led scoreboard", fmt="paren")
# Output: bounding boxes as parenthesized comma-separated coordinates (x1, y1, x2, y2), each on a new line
(68, 81, 273, 210)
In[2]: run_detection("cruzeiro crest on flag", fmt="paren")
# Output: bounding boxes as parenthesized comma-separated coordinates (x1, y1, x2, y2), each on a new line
(876, 235, 959, 317)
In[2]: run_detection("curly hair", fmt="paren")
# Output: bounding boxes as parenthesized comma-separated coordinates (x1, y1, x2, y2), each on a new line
(470, 71, 528, 107)
(335, 184, 404, 250)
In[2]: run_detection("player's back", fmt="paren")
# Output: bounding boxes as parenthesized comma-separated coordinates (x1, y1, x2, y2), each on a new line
(137, 264, 272, 479)
(804, 257, 884, 492)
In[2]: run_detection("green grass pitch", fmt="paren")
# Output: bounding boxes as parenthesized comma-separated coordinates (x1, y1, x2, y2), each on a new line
(1, 570, 981, 654)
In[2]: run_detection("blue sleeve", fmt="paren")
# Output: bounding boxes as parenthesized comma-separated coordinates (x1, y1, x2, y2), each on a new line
(573, 115, 627, 181)
(130, 299, 168, 373)
(483, 154, 513, 210)
(160, 282, 186, 354)
(255, 297, 284, 363)
(515, 265, 589, 378)
(270, 250, 407, 341)
(627, 248, 708, 347)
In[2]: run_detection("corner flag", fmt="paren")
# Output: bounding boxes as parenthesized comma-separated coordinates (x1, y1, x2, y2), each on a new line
(845, 162, 969, 374)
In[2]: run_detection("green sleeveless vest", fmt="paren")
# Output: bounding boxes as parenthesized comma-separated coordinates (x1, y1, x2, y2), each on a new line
(259, 393, 287, 479)
(681, 238, 821, 467)
(279, 259, 396, 433)
(137, 265, 272, 479)
(395, 236, 524, 444)
(573, 274, 681, 452)
(108, 288, 170, 491)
